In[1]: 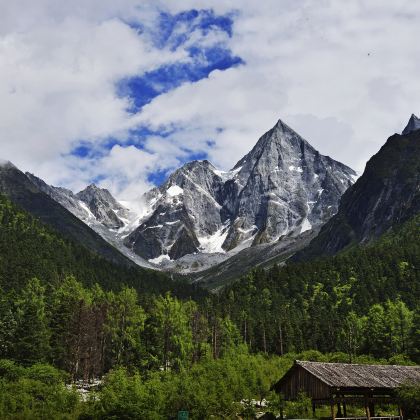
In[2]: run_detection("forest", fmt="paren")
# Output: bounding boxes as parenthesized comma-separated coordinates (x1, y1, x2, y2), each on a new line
(0, 193, 419, 418)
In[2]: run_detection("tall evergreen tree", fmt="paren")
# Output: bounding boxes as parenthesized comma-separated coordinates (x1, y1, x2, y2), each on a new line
(49, 276, 93, 379)
(14, 278, 50, 365)
(145, 293, 194, 371)
(105, 287, 145, 369)
(0, 290, 17, 358)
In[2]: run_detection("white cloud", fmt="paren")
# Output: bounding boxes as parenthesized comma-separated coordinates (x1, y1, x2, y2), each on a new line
(1, 0, 420, 201)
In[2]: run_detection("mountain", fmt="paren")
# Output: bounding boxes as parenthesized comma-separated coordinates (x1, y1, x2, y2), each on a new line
(126, 119, 356, 265)
(222, 120, 356, 249)
(295, 115, 420, 260)
(9, 118, 355, 276)
(124, 160, 227, 262)
(25, 172, 152, 268)
(0, 161, 134, 267)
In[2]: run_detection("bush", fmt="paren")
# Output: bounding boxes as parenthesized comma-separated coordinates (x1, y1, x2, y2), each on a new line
(397, 384, 420, 419)
(26, 363, 69, 385)
(285, 392, 312, 418)
(0, 359, 25, 381)
(0, 361, 79, 419)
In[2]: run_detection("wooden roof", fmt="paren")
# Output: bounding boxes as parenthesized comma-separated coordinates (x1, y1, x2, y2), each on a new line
(286, 360, 420, 389)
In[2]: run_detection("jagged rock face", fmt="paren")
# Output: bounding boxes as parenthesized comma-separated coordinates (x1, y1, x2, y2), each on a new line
(124, 160, 226, 261)
(25, 173, 152, 268)
(26, 174, 129, 230)
(76, 184, 128, 229)
(126, 120, 356, 261)
(222, 120, 356, 250)
(296, 118, 420, 260)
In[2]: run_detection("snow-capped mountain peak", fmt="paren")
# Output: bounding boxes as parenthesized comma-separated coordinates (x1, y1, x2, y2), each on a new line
(124, 119, 356, 264)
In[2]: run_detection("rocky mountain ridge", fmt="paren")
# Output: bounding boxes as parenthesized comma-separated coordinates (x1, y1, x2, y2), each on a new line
(295, 114, 420, 261)
(25, 172, 153, 268)
(125, 119, 356, 266)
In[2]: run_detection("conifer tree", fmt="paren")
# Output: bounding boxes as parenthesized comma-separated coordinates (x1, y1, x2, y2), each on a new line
(14, 278, 50, 365)
(0, 291, 17, 358)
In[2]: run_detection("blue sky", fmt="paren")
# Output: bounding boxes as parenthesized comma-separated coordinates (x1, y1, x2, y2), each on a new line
(1, 1, 420, 200)
(117, 10, 242, 112)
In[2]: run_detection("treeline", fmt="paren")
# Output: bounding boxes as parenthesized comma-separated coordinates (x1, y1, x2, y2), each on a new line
(1, 275, 418, 384)
(0, 193, 204, 299)
(0, 277, 241, 379)
(215, 215, 420, 361)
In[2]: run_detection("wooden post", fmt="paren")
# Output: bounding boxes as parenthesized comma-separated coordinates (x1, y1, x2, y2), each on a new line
(398, 405, 403, 420)
(337, 401, 342, 417)
(312, 401, 316, 418)
(369, 402, 375, 418)
(365, 401, 371, 420)
(278, 322, 284, 355)
(343, 398, 347, 417)
(331, 402, 336, 420)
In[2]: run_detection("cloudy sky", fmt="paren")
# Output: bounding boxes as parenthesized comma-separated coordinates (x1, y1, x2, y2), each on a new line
(1, 0, 419, 200)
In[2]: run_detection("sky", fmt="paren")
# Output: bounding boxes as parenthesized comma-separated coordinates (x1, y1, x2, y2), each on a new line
(1, 0, 419, 200)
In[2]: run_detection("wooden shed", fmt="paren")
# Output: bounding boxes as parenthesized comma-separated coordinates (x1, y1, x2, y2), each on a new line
(272, 360, 420, 419)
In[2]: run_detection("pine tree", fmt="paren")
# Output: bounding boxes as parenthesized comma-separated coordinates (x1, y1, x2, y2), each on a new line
(364, 304, 387, 358)
(105, 287, 145, 368)
(14, 278, 50, 365)
(49, 276, 93, 379)
(0, 291, 17, 358)
(145, 293, 194, 371)
(408, 306, 420, 363)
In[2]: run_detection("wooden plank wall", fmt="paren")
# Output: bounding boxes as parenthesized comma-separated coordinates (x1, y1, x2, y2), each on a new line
(278, 366, 331, 400)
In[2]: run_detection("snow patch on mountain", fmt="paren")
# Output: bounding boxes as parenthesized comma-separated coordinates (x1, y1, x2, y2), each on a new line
(288, 165, 303, 173)
(149, 254, 171, 264)
(300, 217, 312, 233)
(198, 225, 229, 253)
(213, 166, 242, 181)
(167, 185, 184, 196)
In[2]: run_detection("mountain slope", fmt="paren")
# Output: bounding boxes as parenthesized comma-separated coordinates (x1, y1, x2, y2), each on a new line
(0, 162, 134, 267)
(26, 173, 131, 230)
(295, 117, 420, 260)
(190, 227, 319, 290)
(25, 172, 152, 268)
(0, 191, 203, 298)
(216, 213, 420, 353)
